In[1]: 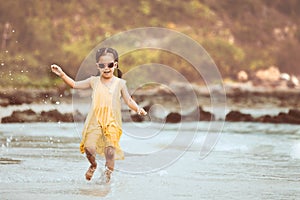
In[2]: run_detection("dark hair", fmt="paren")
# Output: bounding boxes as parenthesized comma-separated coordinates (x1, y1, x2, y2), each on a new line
(96, 47, 122, 78)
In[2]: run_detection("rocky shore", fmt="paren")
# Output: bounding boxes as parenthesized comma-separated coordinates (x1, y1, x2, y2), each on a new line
(1, 81, 300, 124)
(2, 106, 300, 125)
(1, 109, 84, 123)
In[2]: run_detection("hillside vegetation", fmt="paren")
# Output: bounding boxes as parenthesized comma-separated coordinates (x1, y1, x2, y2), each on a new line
(0, 0, 299, 88)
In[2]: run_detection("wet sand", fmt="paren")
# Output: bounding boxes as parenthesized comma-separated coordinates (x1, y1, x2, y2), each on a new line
(1, 122, 300, 199)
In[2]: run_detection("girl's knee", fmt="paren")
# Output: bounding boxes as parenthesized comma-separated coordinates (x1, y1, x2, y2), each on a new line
(85, 147, 96, 156)
(105, 146, 115, 159)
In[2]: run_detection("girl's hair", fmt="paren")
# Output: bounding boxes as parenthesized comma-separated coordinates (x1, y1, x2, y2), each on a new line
(96, 47, 122, 78)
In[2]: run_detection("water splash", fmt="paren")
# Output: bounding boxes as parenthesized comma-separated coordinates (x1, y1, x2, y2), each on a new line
(6, 136, 12, 148)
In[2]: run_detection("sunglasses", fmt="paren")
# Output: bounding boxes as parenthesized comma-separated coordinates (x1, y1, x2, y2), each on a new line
(97, 62, 115, 69)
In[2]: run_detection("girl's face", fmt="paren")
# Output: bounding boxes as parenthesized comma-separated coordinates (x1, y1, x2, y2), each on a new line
(97, 53, 117, 79)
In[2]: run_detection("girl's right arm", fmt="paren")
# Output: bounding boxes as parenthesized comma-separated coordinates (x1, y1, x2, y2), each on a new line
(51, 64, 91, 89)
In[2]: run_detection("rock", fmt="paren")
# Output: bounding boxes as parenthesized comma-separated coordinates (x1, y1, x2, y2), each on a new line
(255, 66, 281, 82)
(255, 109, 300, 125)
(256, 115, 274, 123)
(1, 109, 40, 123)
(288, 109, 300, 119)
(165, 112, 181, 123)
(200, 107, 215, 121)
(130, 114, 144, 122)
(182, 106, 215, 122)
(276, 111, 300, 124)
(143, 104, 152, 113)
(0, 98, 10, 107)
(8, 94, 26, 105)
(225, 110, 254, 122)
(0, 88, 68, 106)
(237, 70, 248, 82)
(1, 109, 80, 123)
(40, 109, 73, 122)
(281, 110, 298, 124)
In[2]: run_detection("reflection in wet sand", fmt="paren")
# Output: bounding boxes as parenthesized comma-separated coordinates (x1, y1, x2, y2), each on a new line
(79, 184, 111, 197)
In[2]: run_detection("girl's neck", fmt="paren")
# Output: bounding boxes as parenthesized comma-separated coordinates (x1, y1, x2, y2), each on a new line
(100, 75, 115, 83)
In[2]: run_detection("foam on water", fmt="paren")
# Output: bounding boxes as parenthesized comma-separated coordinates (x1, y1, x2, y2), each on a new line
(1, 121, 300, 199)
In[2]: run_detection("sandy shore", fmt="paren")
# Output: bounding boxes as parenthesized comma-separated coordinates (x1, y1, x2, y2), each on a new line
(1, 122, 300, 199)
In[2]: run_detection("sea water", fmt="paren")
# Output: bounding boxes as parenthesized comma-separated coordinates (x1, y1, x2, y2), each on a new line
(1, 121, 300, 200)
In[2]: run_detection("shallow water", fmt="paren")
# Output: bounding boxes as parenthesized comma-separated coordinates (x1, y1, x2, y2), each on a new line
(1, 121, 300, 200)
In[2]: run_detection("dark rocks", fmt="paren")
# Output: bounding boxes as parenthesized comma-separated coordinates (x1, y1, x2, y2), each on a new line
(200, 107, 215, 121)
(0, 88, 69, 106)
(225, 111, 254, 122)
(1, 109, 83, 123)
(130, 114, 145, 122)
(1, 109, 39, 123)
(165, 112, 181, 123)
(0, 98, 10, 107)
(40, 110, 73, 122)
(288, 109, 300, 118)
(257, 111, 300, 124)
(2, 101, 300, 125)
(182, 106, 215, 122)
(225, 109, 300, 125)
(164, 107, 215, 123)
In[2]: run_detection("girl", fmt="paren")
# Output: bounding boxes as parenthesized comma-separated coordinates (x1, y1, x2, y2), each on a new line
(51, 47, 147, 183)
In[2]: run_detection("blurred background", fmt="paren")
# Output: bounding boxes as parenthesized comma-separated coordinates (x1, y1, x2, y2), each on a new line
(1, 3, 300, 199)
(1, 0, 300, 89)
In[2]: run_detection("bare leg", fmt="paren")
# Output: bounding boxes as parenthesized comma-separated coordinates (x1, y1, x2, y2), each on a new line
(104, 146, 115, 170)
(104, 146, 115, 183)
(85, 147, 97, 180)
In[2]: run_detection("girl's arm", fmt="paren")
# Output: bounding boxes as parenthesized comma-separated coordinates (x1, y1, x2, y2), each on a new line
(51, 64, 91, 89)
(121, 84, 147, 115)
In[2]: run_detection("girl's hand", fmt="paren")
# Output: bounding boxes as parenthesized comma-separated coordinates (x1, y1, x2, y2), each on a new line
(137, 107, 147, 116)
(51, 64, 64, 77)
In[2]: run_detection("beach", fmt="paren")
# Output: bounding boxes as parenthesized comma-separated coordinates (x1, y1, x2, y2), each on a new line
(1, 0, 300, 198)
(1, 121, 300, 200)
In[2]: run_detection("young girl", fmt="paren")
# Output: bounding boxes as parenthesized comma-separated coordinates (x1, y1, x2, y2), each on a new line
(51, 47, 147, 183)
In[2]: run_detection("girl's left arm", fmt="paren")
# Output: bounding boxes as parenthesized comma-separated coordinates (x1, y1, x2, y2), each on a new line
(121, 84, 147, 115)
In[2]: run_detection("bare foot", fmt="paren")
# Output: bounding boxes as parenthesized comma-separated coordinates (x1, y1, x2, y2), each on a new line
(85, 166, 96, 181)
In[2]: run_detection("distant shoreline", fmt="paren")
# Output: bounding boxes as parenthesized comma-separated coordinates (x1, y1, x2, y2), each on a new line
(1, 83, 300, 124)
(1, 82, 299, 107)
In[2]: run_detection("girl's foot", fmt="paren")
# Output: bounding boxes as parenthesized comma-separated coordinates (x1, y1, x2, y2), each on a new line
(85, 166, 96, 181)
(99, 167, 113, 184)
(104, 168, 112, 183)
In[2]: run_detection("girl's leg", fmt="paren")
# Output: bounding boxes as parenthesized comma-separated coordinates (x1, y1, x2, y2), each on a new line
(104, 146, 115, 182)
(85, 147, 97, 180)
(104, 146, 115, 170)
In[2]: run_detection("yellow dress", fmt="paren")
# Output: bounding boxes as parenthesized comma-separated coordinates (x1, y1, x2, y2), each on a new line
(79, 76, 126, 160)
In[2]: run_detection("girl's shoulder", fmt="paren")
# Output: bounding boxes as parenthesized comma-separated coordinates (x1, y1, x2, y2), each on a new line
(90, 76, 99, 80)
(115, 77, 126, 87)
(90, 76, 100, 87)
